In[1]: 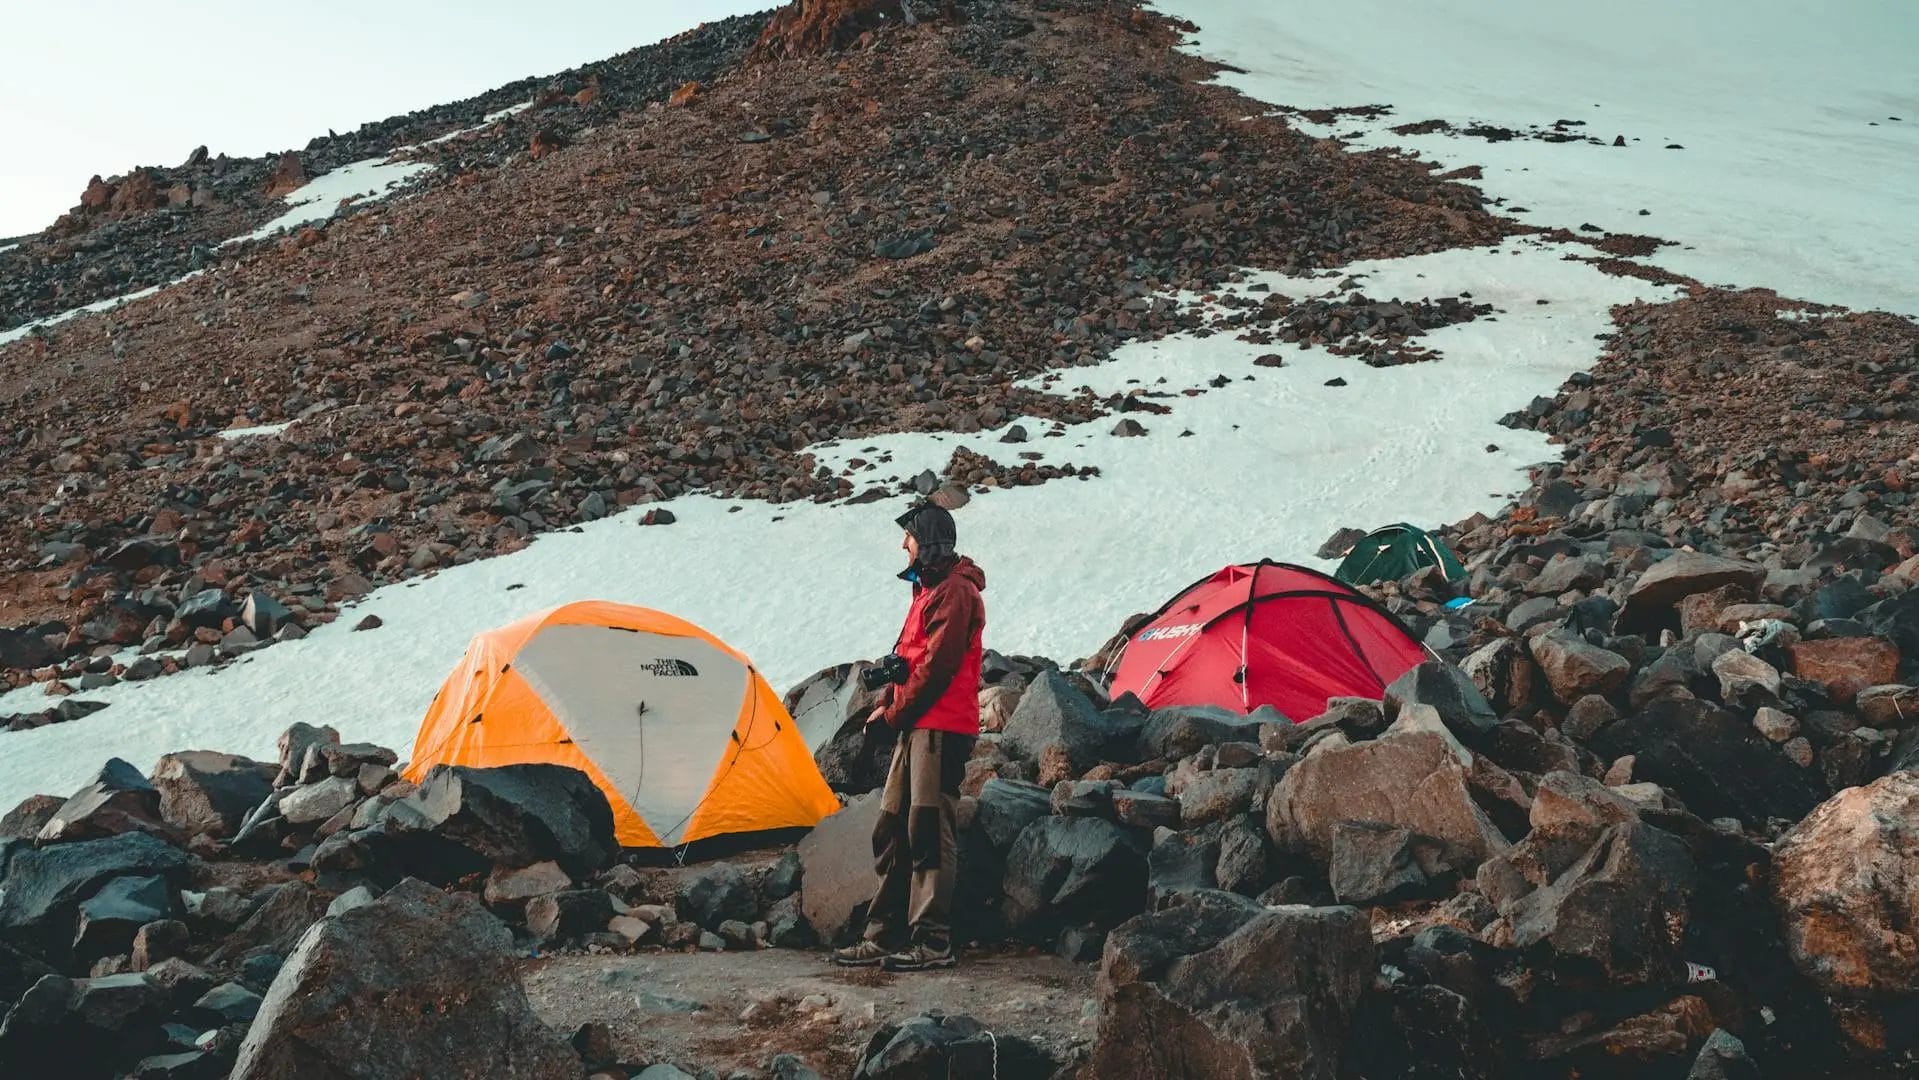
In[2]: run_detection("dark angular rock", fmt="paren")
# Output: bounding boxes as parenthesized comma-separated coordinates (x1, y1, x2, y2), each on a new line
(206, 881, 331, 967)
(1618, 553, 1764, 636)
(239, 592, 294, 638)
(1111, 788, 1181, 830)
(1492, 819, 1697, 984)
(385, 764, 615, 878)
(1384, 662, 1498, 744)
(1214, 815, 1269, 896)
(274, 723, 340, 785)
(150, 751, 276, 842)
(764, 849, 803, 903)
(1344, 983, 1500, 1080)
(228, 878, 577, 1079)
(854, 1011, 1058, 1080)
(191, 981, 263, 1026)
(973, 778, 1052, 851)
(1147, 827, 1219, 908)
(0, 832, 189, 957)
(131, 919, 190, 970)
(1328, 822, 1451, 905)
(1688, 1028, 1760, 1080)
(1176, 767, 1259, 827)
(766, 893, 814, 949)
(38, 758, 168, 844)
(1002, 817, 1148, 938)
(1090, 901, 1372, 1079)
(1591, 697, 1827, 825)
(1, 793, 64, 839)
(676, 862, 756, 929)
(798, 794, 881, 946)
(526, 890, 617, 944)
(73, 874, 172, 961)
(1002, 669, 1130, 778)
(1136, 705, 1265, 761)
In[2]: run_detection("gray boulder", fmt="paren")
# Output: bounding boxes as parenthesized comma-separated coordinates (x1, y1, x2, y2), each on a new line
(1090, 899, 1372, 1079)
(278, 776, 359, 826)
(274, 723, 340, 786)
(1001, 669, 1128, 778)
(1529, 630, 1631, 704)
(1002, 817, 1148, 937)
(1618, 552, 1763, 635)
(675, 862, 756, 929)
(974, 779, 1052, 850)
(1267, 727, 1509, 867)
(73, 874, 172, 961)
(1329, 822, 1452, 905)
(798, 795, 881, 945)
(0, 832, 189, 955)
(385, 764, 615, 877)
(1176, 768, 1259, 827)
(1136, 706, 1265, 761)
(37, 759, 168, 844)
(1384, 662, 1497, 744)
(854, 1011, 1060, 1080)
(229, 878, 578, 1079)
(150, 752, 276, 841)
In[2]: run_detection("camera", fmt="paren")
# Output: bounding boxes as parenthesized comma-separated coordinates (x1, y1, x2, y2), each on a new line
(860, 653, 910, 692)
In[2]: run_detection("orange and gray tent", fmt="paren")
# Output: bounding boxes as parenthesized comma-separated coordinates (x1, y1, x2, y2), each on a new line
(405, 601, 839, 849)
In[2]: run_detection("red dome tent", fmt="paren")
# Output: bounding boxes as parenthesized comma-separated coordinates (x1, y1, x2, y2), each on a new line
(1107, 561, 1429, 720)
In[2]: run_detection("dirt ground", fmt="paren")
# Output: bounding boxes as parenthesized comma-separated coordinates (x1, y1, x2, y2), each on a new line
(522, 945, 1096, 1076)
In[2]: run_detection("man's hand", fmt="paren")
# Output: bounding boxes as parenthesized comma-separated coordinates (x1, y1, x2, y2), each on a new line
(863, 706, 889, 729)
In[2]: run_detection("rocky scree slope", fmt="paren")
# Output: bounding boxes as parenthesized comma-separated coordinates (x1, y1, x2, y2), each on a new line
(0, 0, 1505, 705)
(0, 13, 769, 333)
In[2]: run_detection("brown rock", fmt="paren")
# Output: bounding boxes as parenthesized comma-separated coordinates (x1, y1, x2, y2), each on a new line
(1790, 638, 1901, 701)
(263, 152, 308, 199)
(1266, 726, 1509, 867)
(1618, 553, 1762, 635)
(1774, 773, 1919, 997)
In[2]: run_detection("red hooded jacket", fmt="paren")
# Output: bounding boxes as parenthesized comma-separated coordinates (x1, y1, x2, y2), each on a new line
(881, 556, 986, 734)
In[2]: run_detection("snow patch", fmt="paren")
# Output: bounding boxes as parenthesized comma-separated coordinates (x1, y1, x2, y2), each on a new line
(0, 242, 1669, 808)
(227, 156, 436, 244)
(1151, 0, 1919, 318)
(423, 101, 533, 146)
(216, 420, 297, 440)
(0, 272, 206, 348)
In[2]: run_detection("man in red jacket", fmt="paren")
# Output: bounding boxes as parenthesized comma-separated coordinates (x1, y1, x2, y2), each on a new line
(833, 500, 985, 971)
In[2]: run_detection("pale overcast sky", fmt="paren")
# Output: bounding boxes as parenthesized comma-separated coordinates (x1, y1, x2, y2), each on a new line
(0, 0, 769, 238)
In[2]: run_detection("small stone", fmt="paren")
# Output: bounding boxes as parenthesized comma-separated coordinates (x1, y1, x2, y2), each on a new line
(1781, 737, 1814, 768)
(1753, 707, 1799, 744)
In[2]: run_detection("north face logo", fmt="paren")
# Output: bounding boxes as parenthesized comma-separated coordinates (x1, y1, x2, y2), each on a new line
(638, 658, 699, 677)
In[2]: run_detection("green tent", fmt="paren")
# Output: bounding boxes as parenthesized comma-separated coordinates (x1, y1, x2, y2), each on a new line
(1334, 523, 1466, 586)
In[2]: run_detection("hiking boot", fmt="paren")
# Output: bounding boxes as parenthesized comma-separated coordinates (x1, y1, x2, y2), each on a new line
(882, 939, 957, 971)
(831, 940, 891, 967)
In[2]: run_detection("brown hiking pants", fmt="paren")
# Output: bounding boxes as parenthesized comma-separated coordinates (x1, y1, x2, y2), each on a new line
(862, 727, 973, 948)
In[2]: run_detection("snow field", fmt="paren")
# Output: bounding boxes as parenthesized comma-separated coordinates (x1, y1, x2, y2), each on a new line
(1151, 0, 1919, 318)
(0, 241, 1668, 806)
